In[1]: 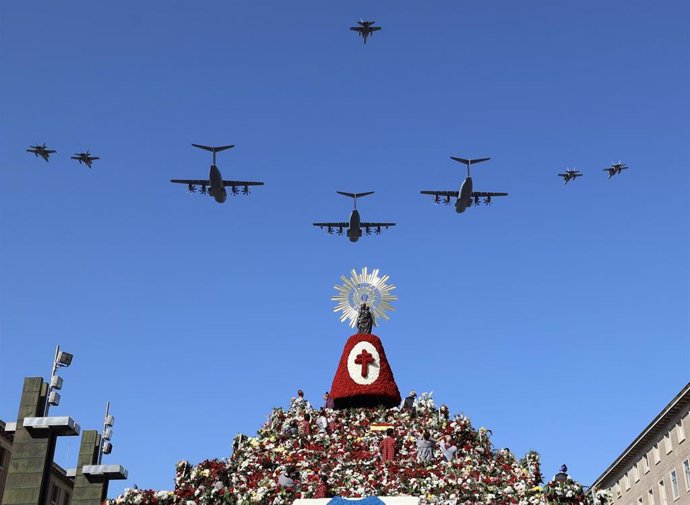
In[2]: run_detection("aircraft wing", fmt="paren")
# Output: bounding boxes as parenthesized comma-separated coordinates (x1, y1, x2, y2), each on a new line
(90, 157, 100, 160)
(170, 179, 211, 185)
(46, 150, 56, 154)
(370, 27, 382, 32)
(222, 180, 264, 187)
(313, 222, 349, 228)
(350, 27, 364, 32)
(472, 191, 508, 197)
(420, 190, 460, 197)
(360, 222, 395, 228)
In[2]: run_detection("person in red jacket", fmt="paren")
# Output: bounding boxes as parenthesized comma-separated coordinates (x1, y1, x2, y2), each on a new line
(314, 475, 331, 498)
(379, 427, 397, 463)
(301, 413, 312, 436)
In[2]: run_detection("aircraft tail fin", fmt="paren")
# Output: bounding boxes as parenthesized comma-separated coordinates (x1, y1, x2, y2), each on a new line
(192, 144, 235, 153)
(337, 191, 375, 199)
(450, 156, 491, 166)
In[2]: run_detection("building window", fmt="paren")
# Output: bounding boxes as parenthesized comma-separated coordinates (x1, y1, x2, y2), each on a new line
(649, 488, 656, 505)
(50, 484, 61, 505)
(62, 491, 70, 505)
(683, 459, 690, 492)
(644, 453, 651, 473)
(659, 480, 668, 505)
(626, 473, 632, 490)
(664, 433, 673, 454)
(634, 464, 641, 482)
(670, 470, 680, 500)
(638, 497, 643, 505)
(617, 483, 623, 498)
(654, 443, 661, 464)
(678, 420, 686, 444)
(0, 446, 6, 470)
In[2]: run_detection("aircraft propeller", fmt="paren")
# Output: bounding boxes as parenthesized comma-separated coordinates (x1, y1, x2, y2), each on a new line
(375, 226, 382, 235)
(242, 185, 250, 195)
(187, 183, 196, 193)
(327, 226, 333, 235)
(484, 196, 492, 205)
(433, 195, 440, 204)
(444, 195, 451, 205)
(365, 226, 371, 235)
(474, 195, 481, 206)
(200, 185, 207, 195)
(337, 227, 344, 236)
(231, 185, 239, 195)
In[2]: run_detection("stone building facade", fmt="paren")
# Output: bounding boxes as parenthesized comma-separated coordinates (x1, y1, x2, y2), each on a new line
(0, 420, 73, 505)
(592, 383, 690, 505)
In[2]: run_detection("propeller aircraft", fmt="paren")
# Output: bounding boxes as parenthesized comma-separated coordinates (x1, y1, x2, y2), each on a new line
(313, 191, 395, 242)
(170, 144, 264, 204)
(420, 156, 508, 213)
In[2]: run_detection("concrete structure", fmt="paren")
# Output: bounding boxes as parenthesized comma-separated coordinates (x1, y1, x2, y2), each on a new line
(70, 430, 126, 505)
(0, 421, 74, 505)
(592, 382, 690, 505)
(0, 378, 80, 505)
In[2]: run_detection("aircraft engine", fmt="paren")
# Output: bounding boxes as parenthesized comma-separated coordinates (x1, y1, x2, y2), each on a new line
(231, 186, 239, 195)
(187, 184, 196, 193)
(242, 185, 250, 195)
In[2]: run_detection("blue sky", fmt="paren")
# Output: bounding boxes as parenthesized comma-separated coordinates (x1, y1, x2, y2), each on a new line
(1, 0, 688, 497)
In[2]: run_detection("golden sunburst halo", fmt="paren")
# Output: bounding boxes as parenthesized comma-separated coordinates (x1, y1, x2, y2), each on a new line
(332, 267, 397, 328)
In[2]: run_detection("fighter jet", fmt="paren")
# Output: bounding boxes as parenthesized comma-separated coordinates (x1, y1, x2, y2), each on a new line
(313, 191, 395, 242)
(350, 20, 381, 44)
(420, 156, 508, 213)
(71, 151, 100, 169)
(26, 144, 56, 162)
(603, 161, 628, 179)
(558, 168, 583, 184)
(170, 144, 264, 204)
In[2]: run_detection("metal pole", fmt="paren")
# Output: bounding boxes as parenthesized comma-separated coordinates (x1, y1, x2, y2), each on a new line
(97, 401, 110, 464)
(44, 345, 60, 416)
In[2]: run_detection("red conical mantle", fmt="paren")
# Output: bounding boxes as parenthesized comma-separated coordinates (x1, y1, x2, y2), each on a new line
(329, 333, 401, 409)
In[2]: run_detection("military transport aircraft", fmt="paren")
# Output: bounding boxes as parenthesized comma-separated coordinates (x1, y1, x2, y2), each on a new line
(558, 168, 583, 184)
(420, 156, 508, 213)
(170, 144, 264, 204)
(313, 191, 395, 243)
(26, 144, 56, 162)
(350, 20, 381, 44)
(71, 151, 100, 169)
(603, 161, 629, 179)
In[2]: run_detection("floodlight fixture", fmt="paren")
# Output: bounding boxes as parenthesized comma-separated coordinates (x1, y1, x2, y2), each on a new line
(57, 351, 73, 367)
(50, 375, 63, 390)
(103, 427, 113, 440)
(48, 391, 61, 406)
(102, 441, 112, 455)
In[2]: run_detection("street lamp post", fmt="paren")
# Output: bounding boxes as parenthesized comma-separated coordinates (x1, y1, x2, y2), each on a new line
(45, 345, 74, 416)
(97, 401, 114, 464)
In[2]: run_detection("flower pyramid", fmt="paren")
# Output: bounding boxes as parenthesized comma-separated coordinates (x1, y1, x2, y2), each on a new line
(111, 331, 597, 505)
